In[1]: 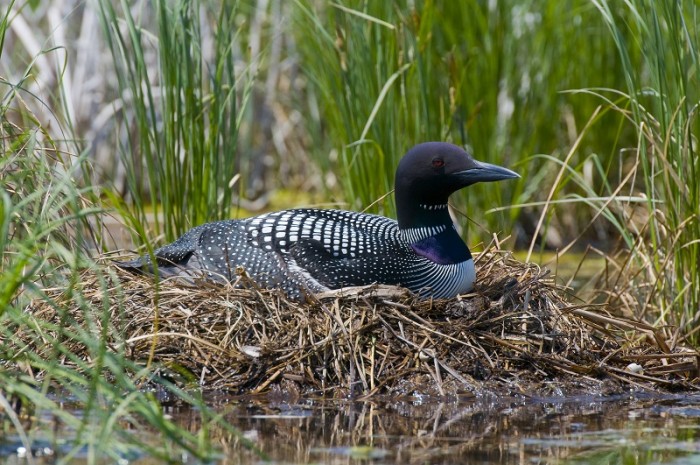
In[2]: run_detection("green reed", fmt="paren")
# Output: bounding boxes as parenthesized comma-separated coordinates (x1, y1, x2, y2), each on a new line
(0, 125, 219, 461)
(292, 0, 635, 241)
(0, 5, 245, 460)
(96, 0, 253, 243)
(589, 0, 699, 337)
(293, 0, 699, 335)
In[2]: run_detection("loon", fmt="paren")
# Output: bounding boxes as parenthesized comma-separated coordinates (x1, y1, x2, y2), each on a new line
(118, 142, 518, 300)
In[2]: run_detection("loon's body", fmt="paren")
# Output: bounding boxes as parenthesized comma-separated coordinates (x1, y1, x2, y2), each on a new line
(119, 142, 518, 300)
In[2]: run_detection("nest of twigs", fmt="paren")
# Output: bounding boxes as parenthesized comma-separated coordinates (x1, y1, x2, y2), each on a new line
(25, 250, 700, 397)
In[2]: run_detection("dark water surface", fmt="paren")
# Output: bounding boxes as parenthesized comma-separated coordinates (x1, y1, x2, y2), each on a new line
(4, 391, 700, 464)
(168, 393, 700, 464)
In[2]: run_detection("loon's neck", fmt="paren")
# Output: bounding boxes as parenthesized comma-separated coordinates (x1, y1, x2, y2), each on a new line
(398, 203, 452, 242)
(397, 203, 472, 265)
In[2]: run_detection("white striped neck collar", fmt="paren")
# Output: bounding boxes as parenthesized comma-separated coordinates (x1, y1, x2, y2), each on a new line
(399, 223, 456, 244)
(418, 203, 448, 211)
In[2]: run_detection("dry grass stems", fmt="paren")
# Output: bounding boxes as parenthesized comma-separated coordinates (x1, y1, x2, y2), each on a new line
(23, 250, 700, 398)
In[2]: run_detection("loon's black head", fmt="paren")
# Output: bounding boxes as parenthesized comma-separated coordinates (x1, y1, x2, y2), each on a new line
(395, 142, 519, 229)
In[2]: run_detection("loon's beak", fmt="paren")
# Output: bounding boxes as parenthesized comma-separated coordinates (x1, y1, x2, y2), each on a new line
(456, 160, 520, 185)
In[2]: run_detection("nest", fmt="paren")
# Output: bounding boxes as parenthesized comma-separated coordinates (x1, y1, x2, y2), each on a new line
(23, 250, 700, 397)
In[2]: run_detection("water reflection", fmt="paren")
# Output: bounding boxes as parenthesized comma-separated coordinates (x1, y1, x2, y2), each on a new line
(4, 394, 700, 464)
(164, 393, 700, 464)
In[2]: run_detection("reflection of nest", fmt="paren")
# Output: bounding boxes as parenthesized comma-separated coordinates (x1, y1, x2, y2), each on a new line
(26, 251, 699, 396)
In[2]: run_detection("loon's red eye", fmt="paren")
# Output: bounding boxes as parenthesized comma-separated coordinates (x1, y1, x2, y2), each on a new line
(432, 158, 445, 168)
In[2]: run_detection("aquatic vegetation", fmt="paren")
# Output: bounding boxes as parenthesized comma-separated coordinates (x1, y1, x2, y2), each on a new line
(521, 1, 700, 341)
(0, 2, 247, 461)
(589, 0, 699, 342)
(95, 0, 255, 242)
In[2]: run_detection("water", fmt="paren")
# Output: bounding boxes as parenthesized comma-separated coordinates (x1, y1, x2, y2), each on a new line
(5, 392, 700, 464)
(162, 393, 700, 464)
(194, 396, 700, 464)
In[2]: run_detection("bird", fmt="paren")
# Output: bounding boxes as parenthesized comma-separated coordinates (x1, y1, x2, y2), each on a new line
(118, 142, 519, 301)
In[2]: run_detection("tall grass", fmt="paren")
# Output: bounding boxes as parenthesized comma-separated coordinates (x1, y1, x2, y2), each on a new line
(292, 0, 633, 240)
(587, 0, 699, 338)
(294, 0, 699, 338)
(0, 114, 223, 462)
(474, 0, 698, 339)
(96, 0, 254, 243)
(0, 4, 244, 461)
